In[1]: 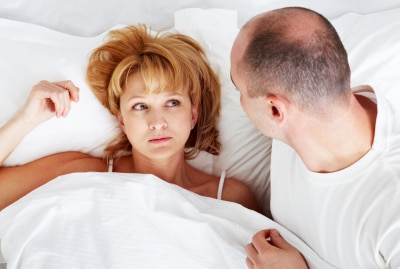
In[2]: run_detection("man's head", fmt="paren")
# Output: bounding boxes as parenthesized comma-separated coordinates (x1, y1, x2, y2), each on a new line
(230, 7, 352, 137)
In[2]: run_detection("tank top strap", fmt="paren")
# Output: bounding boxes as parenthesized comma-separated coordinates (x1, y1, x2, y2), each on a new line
(108, 158, 114, 172)
(217, 170, 226, 200)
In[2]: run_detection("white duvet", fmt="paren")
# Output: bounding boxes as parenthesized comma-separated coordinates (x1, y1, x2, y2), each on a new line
(0, 172, 335, 269)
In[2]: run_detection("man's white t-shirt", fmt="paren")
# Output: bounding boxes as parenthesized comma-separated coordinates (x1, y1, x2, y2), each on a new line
(270, 88, 400, 268)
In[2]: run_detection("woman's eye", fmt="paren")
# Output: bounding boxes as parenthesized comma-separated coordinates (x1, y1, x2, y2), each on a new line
(133, 103, 147, 110)
(167, 100, 180, 107)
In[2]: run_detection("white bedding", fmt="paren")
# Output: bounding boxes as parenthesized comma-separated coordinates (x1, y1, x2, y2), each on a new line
(0, 172, 334, 269)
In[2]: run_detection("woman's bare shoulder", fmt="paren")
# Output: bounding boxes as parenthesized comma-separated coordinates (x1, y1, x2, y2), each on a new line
(223, 177, 261, 212)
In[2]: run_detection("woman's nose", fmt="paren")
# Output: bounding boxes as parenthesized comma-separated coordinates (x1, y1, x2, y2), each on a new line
(149, 111, 167, 130)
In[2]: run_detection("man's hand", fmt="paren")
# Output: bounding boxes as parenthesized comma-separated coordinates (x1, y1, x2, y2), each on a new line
(245, 229, 309, 269)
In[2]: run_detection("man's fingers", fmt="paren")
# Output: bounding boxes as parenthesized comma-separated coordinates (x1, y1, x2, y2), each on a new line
(245, 243, 258, 269)
(246, 229, 309, 269)
(245, 256, 254, 269)
(252, 229, 272, 251)
(245, 242, 258, 256)
(269, 229, 292, 250)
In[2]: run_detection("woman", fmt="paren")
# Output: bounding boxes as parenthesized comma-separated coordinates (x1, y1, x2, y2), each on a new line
(0, 25, 260, 212)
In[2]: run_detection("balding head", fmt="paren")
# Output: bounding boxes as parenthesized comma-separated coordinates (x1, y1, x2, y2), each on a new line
(246, 7, 324, 42)
(231, 7, 351, 116)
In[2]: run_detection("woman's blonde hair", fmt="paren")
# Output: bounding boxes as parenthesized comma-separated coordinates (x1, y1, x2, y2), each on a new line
(86, 24, 221, 160)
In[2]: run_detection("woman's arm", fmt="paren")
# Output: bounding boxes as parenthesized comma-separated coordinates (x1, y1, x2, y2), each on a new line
(0, 151, 107, 210)
(0, 80, 79, 165)
(0, 80, 107, 210)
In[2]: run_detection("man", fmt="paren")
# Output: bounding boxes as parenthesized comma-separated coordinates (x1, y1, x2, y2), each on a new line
(230, 6, 400, 269)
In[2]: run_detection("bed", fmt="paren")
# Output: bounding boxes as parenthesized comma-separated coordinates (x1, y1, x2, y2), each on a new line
(0, 1, 399, 268)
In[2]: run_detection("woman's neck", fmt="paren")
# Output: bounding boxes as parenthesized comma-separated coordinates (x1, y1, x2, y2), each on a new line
(130, 152, 194, 187)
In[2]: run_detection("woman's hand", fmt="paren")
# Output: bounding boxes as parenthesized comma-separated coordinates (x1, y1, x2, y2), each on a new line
(0, 80, 79, 165)
(245, 229, 309, 269)
(20, 80, 80, 126)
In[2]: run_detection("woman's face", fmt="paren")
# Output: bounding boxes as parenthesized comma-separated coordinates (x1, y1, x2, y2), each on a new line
(118, 72, 198, 160)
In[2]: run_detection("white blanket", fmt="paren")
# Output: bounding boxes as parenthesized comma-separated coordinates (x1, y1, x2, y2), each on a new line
(0, 172, 335, 269)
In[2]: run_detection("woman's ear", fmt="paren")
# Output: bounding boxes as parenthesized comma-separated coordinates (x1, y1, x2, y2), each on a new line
(191, 105, 199, 129)
(117, 113, 126, 133)
(266, 94, 288, 126)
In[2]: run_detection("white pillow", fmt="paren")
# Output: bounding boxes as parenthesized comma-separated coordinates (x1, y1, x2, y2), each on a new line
(0, 19, 121, 165)
(331, 8, 400, 105)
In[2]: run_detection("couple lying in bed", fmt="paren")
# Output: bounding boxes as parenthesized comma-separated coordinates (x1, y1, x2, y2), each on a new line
(0, 18, 308, 269)
(0, 6, 400, 269)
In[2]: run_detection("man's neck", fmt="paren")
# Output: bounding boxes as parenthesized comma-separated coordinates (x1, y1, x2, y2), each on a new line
(289, 91, 377, 173)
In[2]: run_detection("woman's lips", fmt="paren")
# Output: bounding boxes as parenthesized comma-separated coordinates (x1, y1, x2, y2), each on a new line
(148, 137, 172, 143)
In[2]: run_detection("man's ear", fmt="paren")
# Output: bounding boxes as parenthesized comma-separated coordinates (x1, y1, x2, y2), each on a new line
(266, 94, 288, 126)
(191, 105, 199, 129)
(117, 113, 126, 133)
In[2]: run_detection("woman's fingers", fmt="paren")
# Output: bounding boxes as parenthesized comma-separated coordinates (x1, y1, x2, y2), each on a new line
(33, 80, 80, 118)
(55, 80, 80, 102)
(24, 80, 80, 124)
(50, 80, 80, 117)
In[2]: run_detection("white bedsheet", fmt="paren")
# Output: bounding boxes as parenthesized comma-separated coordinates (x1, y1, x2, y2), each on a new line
(0, 172, 335, 269)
